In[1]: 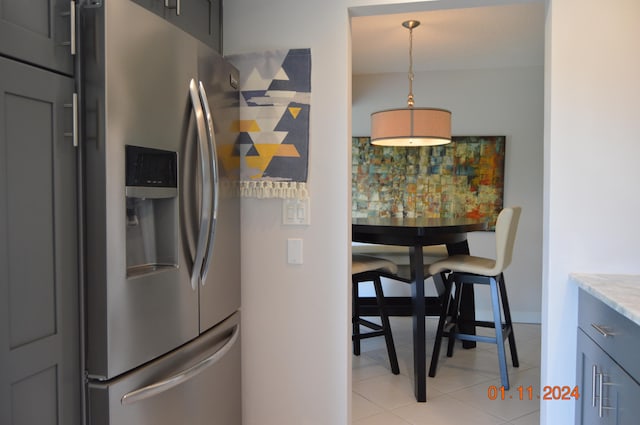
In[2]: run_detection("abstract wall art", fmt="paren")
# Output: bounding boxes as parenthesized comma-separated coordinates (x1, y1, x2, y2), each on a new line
(352, 136, 506, 229)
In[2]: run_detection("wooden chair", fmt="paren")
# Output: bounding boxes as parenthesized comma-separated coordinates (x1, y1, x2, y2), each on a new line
(427, 207, 522, 389)
(352, 254, 400, 374)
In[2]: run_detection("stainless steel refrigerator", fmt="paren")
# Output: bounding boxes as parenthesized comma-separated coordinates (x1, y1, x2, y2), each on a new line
(79, 1, 241, 424)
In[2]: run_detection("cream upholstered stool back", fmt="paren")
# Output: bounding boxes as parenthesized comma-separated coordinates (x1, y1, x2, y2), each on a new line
(428, 207, 521, 276)
(427, 207, 522, 389)
(352, 254, 400, 375)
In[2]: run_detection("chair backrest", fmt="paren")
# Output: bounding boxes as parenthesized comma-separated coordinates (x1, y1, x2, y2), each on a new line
(493, 207, 522, 273)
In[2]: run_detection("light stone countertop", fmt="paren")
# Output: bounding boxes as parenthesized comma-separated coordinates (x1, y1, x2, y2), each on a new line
(570, 273, 640, 327)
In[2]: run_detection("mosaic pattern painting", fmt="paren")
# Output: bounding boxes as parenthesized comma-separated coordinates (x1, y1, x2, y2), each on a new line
(228, 49, 311, 198)
(352, 136, 505, 229)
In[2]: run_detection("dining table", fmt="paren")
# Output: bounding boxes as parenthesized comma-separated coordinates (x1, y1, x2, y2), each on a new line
(352, 216, 488, 402)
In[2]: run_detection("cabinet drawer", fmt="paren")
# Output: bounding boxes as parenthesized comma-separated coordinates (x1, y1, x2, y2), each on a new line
(578, 290, 640, 380)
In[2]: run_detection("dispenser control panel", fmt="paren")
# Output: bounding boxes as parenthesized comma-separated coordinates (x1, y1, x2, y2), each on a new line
(126, 145, 177, 188)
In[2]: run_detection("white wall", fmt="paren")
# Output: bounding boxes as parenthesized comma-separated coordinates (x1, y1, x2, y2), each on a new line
(353, 66, 544, 322)
(542, 0, 640, 423)
(224, 1, 352, 424)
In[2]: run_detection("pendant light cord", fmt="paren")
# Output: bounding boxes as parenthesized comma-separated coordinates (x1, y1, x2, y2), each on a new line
(407, 23, 415, 108)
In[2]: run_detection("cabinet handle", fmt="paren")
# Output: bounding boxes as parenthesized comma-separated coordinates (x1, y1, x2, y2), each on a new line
(591, 323, 613, 337)
(70, 1, 76, 55)
(64, 93, 79, 148)
(597, 372, 616, 418)
(164, 0, 181, 16)
(597, 371, 604, 418)
(591, 365, 597, 407)
(60, 1, 76, 55)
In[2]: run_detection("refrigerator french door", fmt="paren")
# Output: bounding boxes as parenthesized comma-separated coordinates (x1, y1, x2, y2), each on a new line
(80, 1, 240, 423)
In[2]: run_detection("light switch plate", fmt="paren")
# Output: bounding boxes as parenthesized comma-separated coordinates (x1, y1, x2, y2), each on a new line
(282, 198, 310, 225)
(287, 238, 303, 264)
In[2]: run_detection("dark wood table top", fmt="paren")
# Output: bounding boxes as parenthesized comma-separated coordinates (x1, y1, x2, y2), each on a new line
(352, 216, 488, 246)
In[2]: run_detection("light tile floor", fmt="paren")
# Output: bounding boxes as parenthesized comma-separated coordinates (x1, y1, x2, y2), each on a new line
(352, 317, 541, 425)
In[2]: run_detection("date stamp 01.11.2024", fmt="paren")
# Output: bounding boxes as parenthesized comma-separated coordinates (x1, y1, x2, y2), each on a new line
(487, 385, 580, 401)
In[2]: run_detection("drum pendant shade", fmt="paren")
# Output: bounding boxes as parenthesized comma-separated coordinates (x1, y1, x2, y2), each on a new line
(371, 107, 451, 146)
(370, 20, 452, 147)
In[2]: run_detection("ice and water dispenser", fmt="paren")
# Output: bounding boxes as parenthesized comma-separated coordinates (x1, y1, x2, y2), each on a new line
(125, 145, 178, 277)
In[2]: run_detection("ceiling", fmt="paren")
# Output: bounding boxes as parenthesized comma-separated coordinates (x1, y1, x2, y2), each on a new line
(351, 1, 545, 75)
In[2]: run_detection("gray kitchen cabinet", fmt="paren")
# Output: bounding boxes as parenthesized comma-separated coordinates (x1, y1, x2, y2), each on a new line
(130, 0, 222, 52)
(0, 0, 75, 75)
(576, 290, 640, 424)
(0, 55, 79, 425)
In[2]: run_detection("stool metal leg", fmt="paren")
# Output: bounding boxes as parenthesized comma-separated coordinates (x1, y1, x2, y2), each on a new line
(498, 273, 519, 368)
(447, 278, 464, 358)
(490, 276, 509, 390)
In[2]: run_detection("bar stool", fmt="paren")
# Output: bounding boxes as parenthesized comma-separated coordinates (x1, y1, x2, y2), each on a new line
(427, 207, 522, 389)
(352, 254, 400, 375)
(351, 243, 450, 312)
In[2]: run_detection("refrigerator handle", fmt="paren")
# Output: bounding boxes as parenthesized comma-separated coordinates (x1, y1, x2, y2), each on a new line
(188, 79, 212, 290)
(120, 324, 240, 406)
(197, 82, 219, 285)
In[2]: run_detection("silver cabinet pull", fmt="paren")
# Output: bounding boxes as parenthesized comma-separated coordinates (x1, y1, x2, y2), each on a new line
(61, 1, 76, 55)
(64, 93, 78, 147)
(591, 323, 613, 337)
(197, 81, 218, 285)
(598, 371, 604, 418)
(70, 1, 76, 55)
(121, 325, 239, 405)
(597, 372, 615, 418)
(591, 365, 597, 407)
(188, 79, 212, 291)
(164, 0, 181, 16)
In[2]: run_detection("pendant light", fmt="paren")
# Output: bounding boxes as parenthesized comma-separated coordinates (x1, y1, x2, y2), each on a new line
(370, 20, 452, 147)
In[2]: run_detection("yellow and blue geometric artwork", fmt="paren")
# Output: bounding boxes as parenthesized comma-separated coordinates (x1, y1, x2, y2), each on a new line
(228, 48, 311, 198)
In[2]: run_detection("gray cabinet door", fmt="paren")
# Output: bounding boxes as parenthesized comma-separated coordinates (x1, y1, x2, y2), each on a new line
(576, 330, 640, 425)
(167, 0, 221, 52)
(130, 0, 222, 52)
(0, 56, 79, 425)
(576, 330, 615, 425)
(0, 0, 74, 75)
